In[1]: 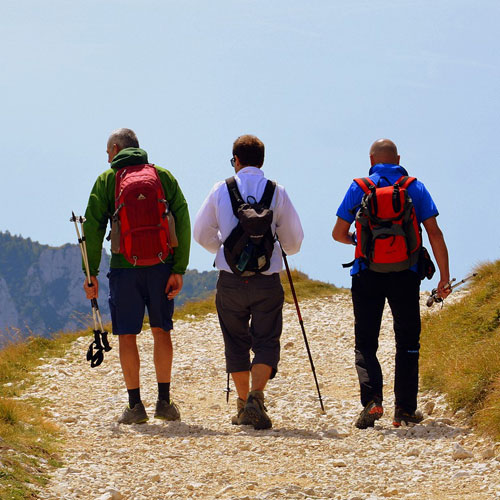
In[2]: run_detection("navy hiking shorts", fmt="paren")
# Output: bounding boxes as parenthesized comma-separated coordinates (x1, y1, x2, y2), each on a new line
(108, 263, 174, 335)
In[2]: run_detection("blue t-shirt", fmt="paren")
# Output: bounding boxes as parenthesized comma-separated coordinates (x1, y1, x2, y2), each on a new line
(336, 163, 439, 275)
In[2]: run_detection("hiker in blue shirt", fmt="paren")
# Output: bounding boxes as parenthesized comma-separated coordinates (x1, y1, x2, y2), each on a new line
(332, 138, 450, 429)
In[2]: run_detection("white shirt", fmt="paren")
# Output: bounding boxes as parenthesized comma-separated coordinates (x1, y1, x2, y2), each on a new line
(193, 166, 304, 274)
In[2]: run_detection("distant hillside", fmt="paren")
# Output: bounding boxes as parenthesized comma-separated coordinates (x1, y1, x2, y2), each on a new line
(0, 231, 217, 344)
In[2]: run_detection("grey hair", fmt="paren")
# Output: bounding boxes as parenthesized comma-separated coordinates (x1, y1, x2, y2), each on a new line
(108, 128, 139, 150)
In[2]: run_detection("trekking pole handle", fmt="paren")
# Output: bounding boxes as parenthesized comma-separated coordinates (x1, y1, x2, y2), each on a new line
(426, 279, 454, 308)
(426, 273, 477, 307)
(279, 245, 303, 322)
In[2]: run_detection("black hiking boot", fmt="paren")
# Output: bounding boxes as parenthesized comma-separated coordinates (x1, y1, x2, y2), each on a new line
(393, 408, 424, 427)
(243, 390, 272, 430)
(118, 402, 149, 424)
(231, 397, 252, 425)
(355, 400, 384, 429)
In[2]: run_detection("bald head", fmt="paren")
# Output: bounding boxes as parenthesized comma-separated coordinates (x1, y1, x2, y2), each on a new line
(369, 138, 400, 166)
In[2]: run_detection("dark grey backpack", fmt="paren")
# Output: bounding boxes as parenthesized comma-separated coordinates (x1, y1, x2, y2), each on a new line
(223, 177, 276, 275)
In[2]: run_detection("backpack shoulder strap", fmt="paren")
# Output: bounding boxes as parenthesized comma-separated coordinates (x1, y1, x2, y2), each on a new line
(225, 177, 245, 216)
(259, 180, 276, 208)
(353, 177, 375, 195)
(395, 176, 417, 189)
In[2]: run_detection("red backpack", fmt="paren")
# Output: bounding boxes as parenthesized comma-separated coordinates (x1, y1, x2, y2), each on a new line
(353, 175, 422, 272)
(110, 164, 177, 266)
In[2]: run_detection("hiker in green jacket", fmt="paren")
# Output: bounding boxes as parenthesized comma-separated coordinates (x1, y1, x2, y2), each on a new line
(83, 128, 191, 424)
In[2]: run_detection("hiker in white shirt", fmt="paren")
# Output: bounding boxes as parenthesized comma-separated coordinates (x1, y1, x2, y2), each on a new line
(194, 134, 303, 429)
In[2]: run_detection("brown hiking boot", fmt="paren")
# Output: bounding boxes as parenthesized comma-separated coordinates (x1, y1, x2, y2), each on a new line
(243, 390, 272, 430)
(231, 397, 252, 425)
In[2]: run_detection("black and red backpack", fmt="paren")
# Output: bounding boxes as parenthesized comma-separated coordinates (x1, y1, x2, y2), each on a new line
(353, 175, 422, 272)
(110, 164, 177, 266)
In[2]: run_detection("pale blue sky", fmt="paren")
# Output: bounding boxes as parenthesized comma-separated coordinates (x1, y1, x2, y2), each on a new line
(1, 0, 499, 288)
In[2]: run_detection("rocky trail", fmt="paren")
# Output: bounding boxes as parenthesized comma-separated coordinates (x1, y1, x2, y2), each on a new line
(28, 292, 499, 500)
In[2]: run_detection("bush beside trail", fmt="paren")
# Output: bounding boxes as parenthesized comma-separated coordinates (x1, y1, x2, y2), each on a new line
(421, 259, 500, 440)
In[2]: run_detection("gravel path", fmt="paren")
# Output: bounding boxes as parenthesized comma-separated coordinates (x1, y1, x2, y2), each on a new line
(29, 292, 499, 500)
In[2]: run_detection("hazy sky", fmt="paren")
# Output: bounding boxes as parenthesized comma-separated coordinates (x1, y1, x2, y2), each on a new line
(1, 0, 499, 288)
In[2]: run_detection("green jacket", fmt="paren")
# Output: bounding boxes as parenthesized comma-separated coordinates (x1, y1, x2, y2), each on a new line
(83, 147, 191, 276)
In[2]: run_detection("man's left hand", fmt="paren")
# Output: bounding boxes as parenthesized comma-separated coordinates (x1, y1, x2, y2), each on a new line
(165, 273, 183, 300)
(437, 278, 452, 299)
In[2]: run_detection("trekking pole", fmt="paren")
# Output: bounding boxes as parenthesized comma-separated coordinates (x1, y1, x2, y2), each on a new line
(224, 373, 232, 403)
(70, 212, 111, 367)
(426, 273, 478, 308)
(277, 240, 325, 413)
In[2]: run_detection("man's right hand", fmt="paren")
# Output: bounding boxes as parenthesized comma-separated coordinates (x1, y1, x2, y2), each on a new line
(84, 276, 99, 299)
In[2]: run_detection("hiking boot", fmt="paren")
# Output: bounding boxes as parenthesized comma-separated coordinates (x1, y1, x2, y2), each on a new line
(355, 400, 384, 429)
(118, 402, 148, 424)
(243, 390, 272, 430)
(393, 408, 424, 427)
(154, 399, 181, 421)
(231, 397, 252, 425)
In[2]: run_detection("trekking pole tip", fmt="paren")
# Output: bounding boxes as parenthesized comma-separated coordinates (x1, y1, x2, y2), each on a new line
(319, 399, 326, 414)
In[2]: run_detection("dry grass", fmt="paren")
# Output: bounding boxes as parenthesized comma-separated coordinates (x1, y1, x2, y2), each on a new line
(280, 268, 342, 303)
(173, 268, 342, 321)
(420, 260, 500, 439)
(0, 330, 89, 498)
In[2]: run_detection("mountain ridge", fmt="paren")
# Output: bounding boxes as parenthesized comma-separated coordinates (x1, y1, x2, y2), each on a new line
(0, 231, 217, 343)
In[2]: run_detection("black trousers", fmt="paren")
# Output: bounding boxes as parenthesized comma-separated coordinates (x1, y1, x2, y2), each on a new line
(351, 270, 421, 412)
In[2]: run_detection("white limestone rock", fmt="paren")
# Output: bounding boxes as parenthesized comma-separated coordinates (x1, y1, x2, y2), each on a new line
(452, 443, 473, 460)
